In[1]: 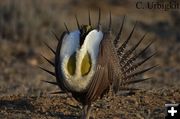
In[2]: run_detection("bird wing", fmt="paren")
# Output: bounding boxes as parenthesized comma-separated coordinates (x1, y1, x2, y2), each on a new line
(54, 31, 71, 92)
(86, 20, 156, 100)
(86, 32, 116, 102)
(39, 31, 72, 93)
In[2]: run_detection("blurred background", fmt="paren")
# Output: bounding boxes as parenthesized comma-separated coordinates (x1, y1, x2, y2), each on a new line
(0, 0, 179, 96)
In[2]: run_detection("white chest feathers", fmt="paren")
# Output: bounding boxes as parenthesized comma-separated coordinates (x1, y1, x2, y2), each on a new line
(60, 29, 103, 92)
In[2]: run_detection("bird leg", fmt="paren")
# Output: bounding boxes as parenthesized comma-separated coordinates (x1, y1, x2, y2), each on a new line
(81, 104, 92, 119)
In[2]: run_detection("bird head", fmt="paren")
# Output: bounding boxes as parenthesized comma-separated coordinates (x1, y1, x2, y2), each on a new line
(41, 10, 156, 119)
(66, 25, 93, 76)
(80, 25, 93, 43)
(42, 10, 155, 99)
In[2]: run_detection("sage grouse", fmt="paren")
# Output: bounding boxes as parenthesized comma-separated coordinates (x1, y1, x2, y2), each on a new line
(40, 10, 156, 119)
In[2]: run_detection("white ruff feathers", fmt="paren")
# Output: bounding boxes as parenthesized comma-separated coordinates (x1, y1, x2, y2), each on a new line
(60, 29, 103, 92)
(60, 30, 80, 62)
(80, 29, 103, 66)
(60, 30, 80, 78)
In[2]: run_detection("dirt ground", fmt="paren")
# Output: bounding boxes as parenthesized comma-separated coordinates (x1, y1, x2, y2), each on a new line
(0, 89, 179, 119)
(0, 0, 180, 119)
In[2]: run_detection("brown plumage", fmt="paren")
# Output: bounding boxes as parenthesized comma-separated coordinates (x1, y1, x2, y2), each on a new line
(40, 10, 156, 119)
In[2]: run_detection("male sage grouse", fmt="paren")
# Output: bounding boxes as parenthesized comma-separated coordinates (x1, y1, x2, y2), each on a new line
(40, 10, 156, 119)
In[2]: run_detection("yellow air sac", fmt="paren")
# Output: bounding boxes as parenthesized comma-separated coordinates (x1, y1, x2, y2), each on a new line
(67, 53, 76, 75)
(81, 52, 91, 76)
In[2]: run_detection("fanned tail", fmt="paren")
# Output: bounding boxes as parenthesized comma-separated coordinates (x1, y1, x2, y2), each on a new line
(112, 19, 156, 93)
